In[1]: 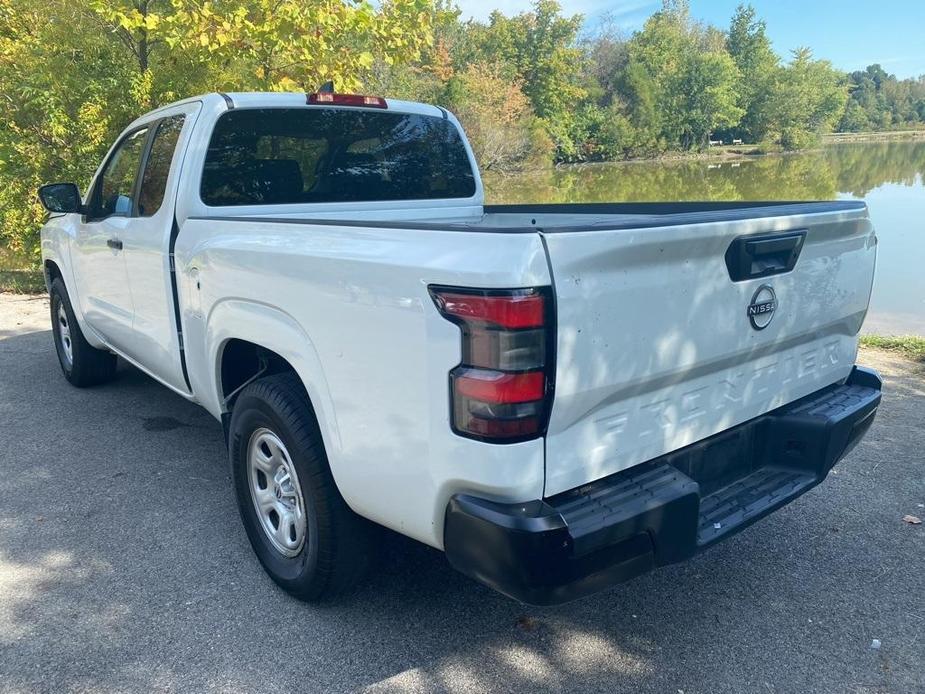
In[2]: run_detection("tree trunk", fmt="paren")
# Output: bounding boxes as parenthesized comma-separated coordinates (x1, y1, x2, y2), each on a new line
(136, 0, 154, 107)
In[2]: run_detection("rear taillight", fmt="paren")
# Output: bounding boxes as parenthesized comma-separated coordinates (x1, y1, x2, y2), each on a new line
(430, 286, 555, 443)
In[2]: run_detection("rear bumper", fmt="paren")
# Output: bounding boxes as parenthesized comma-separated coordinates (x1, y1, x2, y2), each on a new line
(444, 365, 882, 605)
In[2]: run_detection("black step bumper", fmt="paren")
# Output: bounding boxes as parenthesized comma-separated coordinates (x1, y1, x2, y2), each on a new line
(444, 366, 882, 605)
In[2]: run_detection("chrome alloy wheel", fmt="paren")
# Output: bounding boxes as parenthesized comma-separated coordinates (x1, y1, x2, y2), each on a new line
(57, 303, 73, 366)
(247, 428, 307, 557)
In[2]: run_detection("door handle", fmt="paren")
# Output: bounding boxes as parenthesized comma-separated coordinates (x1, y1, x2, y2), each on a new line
(724, 230, 806, 282)
(107, 238, 123, 251)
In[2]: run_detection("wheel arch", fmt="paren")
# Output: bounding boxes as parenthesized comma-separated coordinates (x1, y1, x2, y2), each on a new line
(43, 256, 108, 350)
(204, 299, 342, 457)
(44, 258, 63, 292)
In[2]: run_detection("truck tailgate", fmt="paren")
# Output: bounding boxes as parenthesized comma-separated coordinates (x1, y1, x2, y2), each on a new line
(541, 203, 876, 496)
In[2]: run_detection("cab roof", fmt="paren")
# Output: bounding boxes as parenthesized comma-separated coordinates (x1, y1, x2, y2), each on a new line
(134, 92, 446, 125)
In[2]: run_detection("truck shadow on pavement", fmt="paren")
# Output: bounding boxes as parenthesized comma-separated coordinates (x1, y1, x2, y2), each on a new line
(0, 327, 922, 693)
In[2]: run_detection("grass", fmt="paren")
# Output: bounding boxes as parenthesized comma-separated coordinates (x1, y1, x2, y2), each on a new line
(860, 335, 925, 362)
(0, 269, 45, 294)
(0, 247, 45, 294)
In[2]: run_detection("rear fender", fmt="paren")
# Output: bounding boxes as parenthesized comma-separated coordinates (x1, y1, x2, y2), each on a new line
(204, 299, 342, 461)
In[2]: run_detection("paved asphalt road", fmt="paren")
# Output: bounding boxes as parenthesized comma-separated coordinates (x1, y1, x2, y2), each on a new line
(1, 294, 923, 693)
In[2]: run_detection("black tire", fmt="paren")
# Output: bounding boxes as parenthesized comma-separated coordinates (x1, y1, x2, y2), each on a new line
(229, 372, 372, 601)
(49, 277, 117, 387)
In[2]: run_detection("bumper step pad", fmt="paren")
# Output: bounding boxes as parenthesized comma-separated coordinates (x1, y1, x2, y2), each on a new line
(554, 463, 698, 557)
(697, 467, 815, 546)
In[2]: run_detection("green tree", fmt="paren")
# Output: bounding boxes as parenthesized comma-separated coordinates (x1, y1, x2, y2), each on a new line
(839, 100, 870, 132)
(619, 60, 664, 154)
(626, 1, 742, 150)
(726, 3, 778, 142)
(0, 0, 436, 265)
(840, 64, 925, 132)
(580, 13, 629, 107)
(773, 48, 848, 149)
(456, 1, 586, 158)
(0, 0, 142, 261)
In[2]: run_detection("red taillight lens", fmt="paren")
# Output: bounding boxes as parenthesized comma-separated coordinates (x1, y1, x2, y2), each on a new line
(454, 369, 545, 404)
(430, 286, 554, 443)
(431, 292, 545, 329)
(307, 93, 388, 109)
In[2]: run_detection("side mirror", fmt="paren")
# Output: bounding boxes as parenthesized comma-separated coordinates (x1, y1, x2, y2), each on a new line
(38, 182, 83, 214)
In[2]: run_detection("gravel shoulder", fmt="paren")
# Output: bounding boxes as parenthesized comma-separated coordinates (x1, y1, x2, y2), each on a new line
(1, 293, 923, 694)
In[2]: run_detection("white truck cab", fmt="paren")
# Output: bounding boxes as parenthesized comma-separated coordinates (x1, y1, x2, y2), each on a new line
(39, 91, 881, 604)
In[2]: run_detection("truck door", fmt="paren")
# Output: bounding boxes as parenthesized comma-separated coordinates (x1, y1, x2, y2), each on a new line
(118, 102, 201, 393)
(73, 127, 149, 354)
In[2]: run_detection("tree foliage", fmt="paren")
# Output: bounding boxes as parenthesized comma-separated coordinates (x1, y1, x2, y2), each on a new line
(1, 0, 921, 266)
(453, 0, 585, 158)
(840, 64, 925, 132)
(726, 3, 778, 142)
(165, 0, 433, 92)
(625, 2, 743, 150)
(773, 48, 847, 150)
(446, 62, 552, 172)
(0, 0, 433, 262)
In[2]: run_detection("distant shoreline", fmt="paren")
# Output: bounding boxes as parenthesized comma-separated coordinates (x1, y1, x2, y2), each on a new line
(536, 134, 925, 169)
(530, 147, 792, 170)
(824, 129, 925, 143)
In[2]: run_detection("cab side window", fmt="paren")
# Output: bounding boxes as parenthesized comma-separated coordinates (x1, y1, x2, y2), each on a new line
(138, 116, 185, 217)
(93, 128, 148, 219)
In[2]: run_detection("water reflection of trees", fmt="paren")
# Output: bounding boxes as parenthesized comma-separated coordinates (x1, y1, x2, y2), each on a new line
(485, 142, 925, 203)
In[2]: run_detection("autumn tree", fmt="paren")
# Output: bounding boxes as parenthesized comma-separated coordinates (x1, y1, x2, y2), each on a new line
(447, 62, 552, 171)
(0, 0, 435, 263)
(456, 1, 586, 157)
(2, 0, 915, 268)
(0, 0, 145, 260)
(169, 0, 434, 92)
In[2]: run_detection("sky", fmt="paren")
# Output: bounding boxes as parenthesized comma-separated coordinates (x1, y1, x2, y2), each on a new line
(456, 1, 925, 79)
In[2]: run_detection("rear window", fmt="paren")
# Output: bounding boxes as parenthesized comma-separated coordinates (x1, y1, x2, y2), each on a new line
(200, 108, 476, 206)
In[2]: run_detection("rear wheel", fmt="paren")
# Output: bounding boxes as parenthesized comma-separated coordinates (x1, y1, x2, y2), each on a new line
(229, 372, 372, 601)
(49, 278, 117, 387)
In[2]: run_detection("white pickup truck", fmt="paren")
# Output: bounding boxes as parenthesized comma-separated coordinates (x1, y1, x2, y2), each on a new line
(39, 91, 882, 605)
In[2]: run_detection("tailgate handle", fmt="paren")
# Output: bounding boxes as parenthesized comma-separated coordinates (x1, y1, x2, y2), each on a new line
(725, 230, 806, 282)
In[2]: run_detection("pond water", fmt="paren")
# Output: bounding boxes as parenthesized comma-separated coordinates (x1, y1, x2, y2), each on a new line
(484, 142, 925, 336)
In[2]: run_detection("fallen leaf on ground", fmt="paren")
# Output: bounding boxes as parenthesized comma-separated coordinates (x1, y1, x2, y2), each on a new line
(902, 515, 922, 525)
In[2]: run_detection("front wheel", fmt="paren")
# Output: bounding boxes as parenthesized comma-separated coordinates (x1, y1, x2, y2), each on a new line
(49, 278, 117, 387)
(229, 372, 372, 601)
